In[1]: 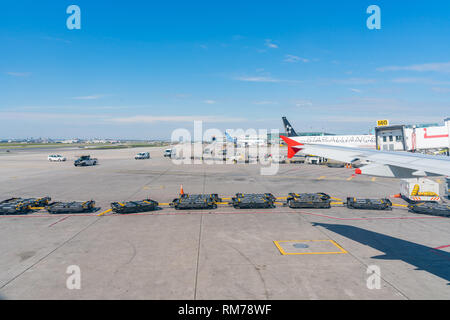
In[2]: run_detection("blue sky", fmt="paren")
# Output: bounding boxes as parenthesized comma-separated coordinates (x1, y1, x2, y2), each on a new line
(1, 0, 450, 139)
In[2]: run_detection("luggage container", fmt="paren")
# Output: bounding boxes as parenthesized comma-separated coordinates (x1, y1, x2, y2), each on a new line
(286, 193, 331, 209)
(0, 198, 31, 215)
(232, 193, 276, 209)
(170, 194, 221, 210)
(408, 202, 450, 217)
(46, 200, 96, 214)
(111, 199, 159, 214)
(346, 197, 392, 210)
(400, 178, 440, 202)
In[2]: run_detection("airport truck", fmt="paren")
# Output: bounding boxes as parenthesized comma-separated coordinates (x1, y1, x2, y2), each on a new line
(74, 155, 98, 167)
(135, 152, 150, 159)
(400, 178, 440, 202)
(164, 148, 175, 158)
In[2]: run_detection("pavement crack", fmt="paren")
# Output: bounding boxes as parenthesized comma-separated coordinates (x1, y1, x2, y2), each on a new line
(0, 216, 103, 290)
(193, 214, 203, 300)
(230, 245, 270, 300)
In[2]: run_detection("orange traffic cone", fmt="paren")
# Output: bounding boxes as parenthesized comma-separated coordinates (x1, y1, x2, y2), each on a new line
(180, 185, 184, 195)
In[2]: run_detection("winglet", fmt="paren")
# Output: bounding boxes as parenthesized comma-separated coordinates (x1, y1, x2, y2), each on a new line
(280, 135, 303, 158)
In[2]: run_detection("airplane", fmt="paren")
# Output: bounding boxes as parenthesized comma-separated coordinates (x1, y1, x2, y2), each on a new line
(280, 135, 450, 178)
(282, 116, 376, 148)
(225, 131, 237, 144)
(225, 131, 265, 147)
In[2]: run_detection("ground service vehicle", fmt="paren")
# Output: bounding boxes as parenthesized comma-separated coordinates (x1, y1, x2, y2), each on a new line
(74, 155, 98, 166)
(400, 178, 440, 202)
(48, 155, 66, 161)
(346, 198, 393, 210)
(164, 149, 173, 157)
(408, 202, 450, 217)
(286, 193, 331, 208)
(0, 198, 31, 215)
(135, 152, 150, 159)
(46, 200, 96, 214)
(170, 194, 221, 210)
(111, 199, 158, 213)
(232, 193, 276, 209)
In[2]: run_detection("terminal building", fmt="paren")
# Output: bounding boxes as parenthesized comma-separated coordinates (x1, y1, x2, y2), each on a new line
(375, 118, 450, 153)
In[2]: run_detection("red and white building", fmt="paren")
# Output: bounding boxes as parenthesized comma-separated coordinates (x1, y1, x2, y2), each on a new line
(375, 118, 450, 152)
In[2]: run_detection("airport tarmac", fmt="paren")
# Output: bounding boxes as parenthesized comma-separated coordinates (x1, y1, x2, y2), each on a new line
(0, 146, 449, 299)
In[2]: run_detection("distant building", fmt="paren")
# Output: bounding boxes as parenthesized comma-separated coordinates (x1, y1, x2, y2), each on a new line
(375, 118, 450, 152)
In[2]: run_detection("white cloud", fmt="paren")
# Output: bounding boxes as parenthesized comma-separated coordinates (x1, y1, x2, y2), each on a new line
(378, 62, 450, 73)
(432, 87, 450, 93)
(6, 72, 31, 77)
(331, 78, 377, 85)
(350, 88, 362, 93)
(0, 112, 247, 124)
(234, 76, 299, 84)
(203, 100, 216, 104)
(108, 115, 247, 124)
(235, 76, 281, 83)
(390, 77, 450, 85)
(284, 55, 309, 63)
(264, 39, 278, 49)
(72, 94, 107, 100)
(294, 100, 313, 108)
(253, 101, 278, 105)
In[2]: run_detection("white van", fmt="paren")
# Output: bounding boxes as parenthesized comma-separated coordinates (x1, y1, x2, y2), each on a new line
(164, 148, 174, 158)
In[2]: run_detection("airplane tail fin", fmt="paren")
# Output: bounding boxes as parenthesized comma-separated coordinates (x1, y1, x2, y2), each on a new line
(225, 131, 237, 144)
(280, 135, 303, 158)
(282, 116, 298, 137)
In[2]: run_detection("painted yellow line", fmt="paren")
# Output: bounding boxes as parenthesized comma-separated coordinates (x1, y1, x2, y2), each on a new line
(330, 202, 344, 205)
(317, 176, 326, 180)
(276, 196, 288, 200)
(97, 208, 112, 216)
(330, 197, 342, 201)
(274, 240, 347, 255)
(30, 207, 44, 210)
(222, 197, 232, 200)
(392, 203, 408, 208)
(159, 203, 171, 206)
(346, 176, 355, 181)
(216, 202, 230, 205)
(274, 202, 284, 205)
(371, 177, 376, 182)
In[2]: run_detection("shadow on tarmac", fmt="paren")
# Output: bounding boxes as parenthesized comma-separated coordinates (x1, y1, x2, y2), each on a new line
(314, 222, 450, 284)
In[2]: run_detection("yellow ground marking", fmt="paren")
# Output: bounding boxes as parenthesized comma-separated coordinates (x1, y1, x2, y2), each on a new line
(274, 202, 284, 205)
(317, 176, 326, 180)
(30, 207, 44, 210)
(276, 196, 288, 200)
(392, 203, 408, 208)
(330, 202, 344, 205)
(222, 197, 232, 200)
(159, 203, 171, 206)
(97, 208, 112, 216)
(436, 179, 442, 183)
(346, 176, 355, 181)
(274, 240, 347, 255)
(330, 197, 342, 201)
(216, 202, 230, 205)
(142, 186, 150, 190)
(371, 177, 377, 182)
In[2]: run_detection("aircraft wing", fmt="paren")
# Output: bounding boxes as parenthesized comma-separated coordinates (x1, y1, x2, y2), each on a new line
(281, 135, 450, 178)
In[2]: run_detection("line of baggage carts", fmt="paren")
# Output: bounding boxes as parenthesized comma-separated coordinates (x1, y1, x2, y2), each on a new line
(0, 193, 449, 217)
